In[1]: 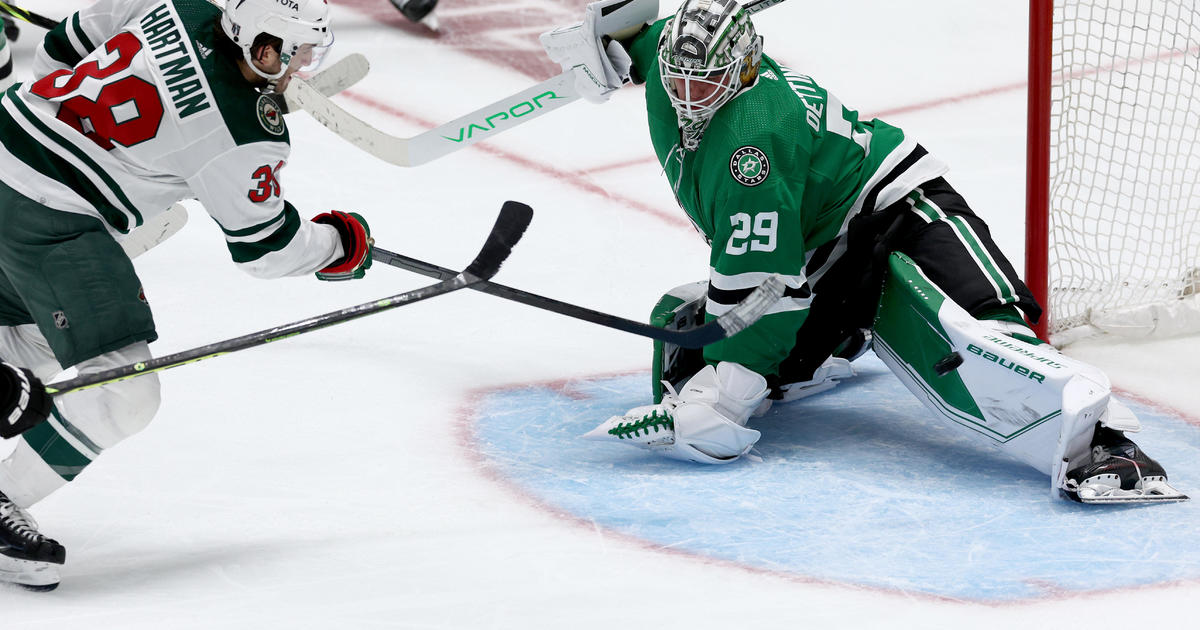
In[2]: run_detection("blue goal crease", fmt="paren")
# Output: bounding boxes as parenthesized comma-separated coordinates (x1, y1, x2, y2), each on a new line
(467, 356, 1200, 602)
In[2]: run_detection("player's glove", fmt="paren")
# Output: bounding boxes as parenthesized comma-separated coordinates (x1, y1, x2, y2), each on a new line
(0, 361, 52, 439)
(313, 211, 373, 281)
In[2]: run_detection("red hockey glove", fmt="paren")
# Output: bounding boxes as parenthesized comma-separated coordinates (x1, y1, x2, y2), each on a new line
(0, 361, 51, 439)
(313, 211, 373, 281)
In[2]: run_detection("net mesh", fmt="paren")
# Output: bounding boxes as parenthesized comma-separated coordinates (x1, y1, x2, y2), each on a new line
(1049, 0, 1200, 337)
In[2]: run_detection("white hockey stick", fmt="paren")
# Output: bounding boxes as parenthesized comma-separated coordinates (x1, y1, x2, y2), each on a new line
(285, 0, 788, 167)
(286, 71, 577, 167)
(283, 53, 370, 114)
(119, 204, 189, 259)
(284, 0, 666, 167)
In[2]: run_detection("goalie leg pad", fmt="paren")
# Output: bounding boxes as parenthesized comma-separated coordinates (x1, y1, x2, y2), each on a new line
(650, 280, 708, 404)
(586, 362, 767, 464)
(872, 252, 1159, 497)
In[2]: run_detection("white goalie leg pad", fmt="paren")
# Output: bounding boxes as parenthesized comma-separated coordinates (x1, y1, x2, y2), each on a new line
(668, 362, 767, 464)
(873, 253, 1124, 494)
(585, 362, 767, 464)
(979, 312, 1137, 434)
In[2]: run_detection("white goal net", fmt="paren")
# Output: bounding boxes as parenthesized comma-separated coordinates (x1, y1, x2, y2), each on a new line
(1046, 0, 1200, 343)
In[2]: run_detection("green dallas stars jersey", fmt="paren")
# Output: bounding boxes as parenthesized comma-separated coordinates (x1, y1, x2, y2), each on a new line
(628, 19, 949, 376)
(0, 0, 338, 278)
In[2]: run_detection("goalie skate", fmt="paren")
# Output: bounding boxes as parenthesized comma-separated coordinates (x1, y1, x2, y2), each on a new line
(1062, 426, 1189, 504)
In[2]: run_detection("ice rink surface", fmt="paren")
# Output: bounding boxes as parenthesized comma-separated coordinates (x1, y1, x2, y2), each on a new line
(5, 1, 1200, 627)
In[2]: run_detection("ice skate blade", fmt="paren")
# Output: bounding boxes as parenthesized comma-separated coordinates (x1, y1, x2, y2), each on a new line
(0, 554, 61, 591)
(1068, 482, 1190, 504)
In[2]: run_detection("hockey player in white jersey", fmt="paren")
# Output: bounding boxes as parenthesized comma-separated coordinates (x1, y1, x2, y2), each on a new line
(0, 0, 374, 590)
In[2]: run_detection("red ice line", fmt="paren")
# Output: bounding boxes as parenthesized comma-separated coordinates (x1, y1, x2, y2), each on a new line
(334, 0, 1034, 230)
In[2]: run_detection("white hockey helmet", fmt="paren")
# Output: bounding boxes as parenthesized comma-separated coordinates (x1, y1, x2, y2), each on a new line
(221, 0, 334, 81)
(659, 0, 763, 121)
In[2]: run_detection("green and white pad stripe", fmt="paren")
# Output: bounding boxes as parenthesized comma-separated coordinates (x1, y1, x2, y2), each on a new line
(904, 187, 1020, 307)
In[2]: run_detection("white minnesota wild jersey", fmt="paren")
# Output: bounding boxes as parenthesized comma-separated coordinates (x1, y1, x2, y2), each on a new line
(0, 0, 339, 278)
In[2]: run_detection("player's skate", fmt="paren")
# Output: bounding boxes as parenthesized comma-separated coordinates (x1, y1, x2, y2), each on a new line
(0, 490, 65, 591)
(1062, 425, 1188, 504)
(389, 0, 439, 30)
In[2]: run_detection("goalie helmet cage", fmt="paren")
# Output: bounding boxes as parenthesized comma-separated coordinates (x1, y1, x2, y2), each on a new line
(1026, 0, 1200, 345)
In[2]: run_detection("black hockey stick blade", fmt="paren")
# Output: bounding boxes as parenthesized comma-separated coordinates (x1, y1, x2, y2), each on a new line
(0, 1, 59, 29)
(39, 202, 532, 401)
(464, 200, 532, 280)
(371, 248, 786, 348)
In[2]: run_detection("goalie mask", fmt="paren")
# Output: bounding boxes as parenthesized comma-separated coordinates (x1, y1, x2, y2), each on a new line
(659, 0, 763, 122)
(221, 0, 334, 82)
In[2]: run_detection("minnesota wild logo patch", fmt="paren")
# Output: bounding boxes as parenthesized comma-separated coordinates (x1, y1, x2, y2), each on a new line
(730, 146, 769, 187)
(257, 94, 285, 136)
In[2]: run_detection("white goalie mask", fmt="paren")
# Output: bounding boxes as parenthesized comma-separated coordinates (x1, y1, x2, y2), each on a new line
(221, 0, 334, 82)
(659, 0, 763, 122)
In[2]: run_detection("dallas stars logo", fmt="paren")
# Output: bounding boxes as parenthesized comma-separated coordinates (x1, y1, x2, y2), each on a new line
(730, 146, 769, 186)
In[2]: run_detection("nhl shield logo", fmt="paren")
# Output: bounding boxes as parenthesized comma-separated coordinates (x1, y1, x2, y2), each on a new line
(730, 146, 769, 187)
(257, 94, 286, 136)
(52, 310, 69, 329)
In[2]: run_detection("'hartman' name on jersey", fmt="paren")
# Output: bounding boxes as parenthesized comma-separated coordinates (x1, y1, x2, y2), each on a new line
(140, 3, 212, 119)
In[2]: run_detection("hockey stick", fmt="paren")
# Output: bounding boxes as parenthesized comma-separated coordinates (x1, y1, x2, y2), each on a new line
(42, 200, 533, 398)
(286, 0, 788, 167)
(281, 53, 370, 115)
(0, 1, 58, 30)
(120, 204, 189, 259)
(372, 246, 785, 348)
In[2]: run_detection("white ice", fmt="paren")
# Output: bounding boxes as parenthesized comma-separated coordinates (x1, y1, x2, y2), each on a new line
(5, 0, 1200, 627)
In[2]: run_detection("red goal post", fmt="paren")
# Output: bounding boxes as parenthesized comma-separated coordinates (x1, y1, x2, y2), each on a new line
(1025, 0, 1200, 345)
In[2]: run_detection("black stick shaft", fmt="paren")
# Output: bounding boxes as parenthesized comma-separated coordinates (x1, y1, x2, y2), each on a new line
(372, 247, 734, 348)
(45, 201, 533, 397)
(44, 276, 469, 397)
(0, 1, 59, 29)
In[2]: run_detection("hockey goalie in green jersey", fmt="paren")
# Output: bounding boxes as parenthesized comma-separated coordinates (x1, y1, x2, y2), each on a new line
(541, 0, 1186, 505)
(0, 0, 375, 590)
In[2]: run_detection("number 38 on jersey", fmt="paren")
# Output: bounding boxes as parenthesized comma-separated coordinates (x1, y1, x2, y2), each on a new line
(29, 32, 164, 150)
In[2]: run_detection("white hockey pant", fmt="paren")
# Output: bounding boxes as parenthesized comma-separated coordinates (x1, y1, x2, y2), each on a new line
(0, 324, 160, 508)
(871, 253, 1131, 495)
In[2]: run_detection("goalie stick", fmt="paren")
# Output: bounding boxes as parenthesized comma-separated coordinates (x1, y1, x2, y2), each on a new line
(39, 201, 533, 400)
(284, 0, 789, 166)
(371, 246, 785, 348)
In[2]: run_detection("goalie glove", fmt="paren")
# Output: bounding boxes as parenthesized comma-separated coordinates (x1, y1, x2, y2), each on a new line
(540, 0, 649, 104)
(0, 362, 51, 439)
(313, 211, 373, 281)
